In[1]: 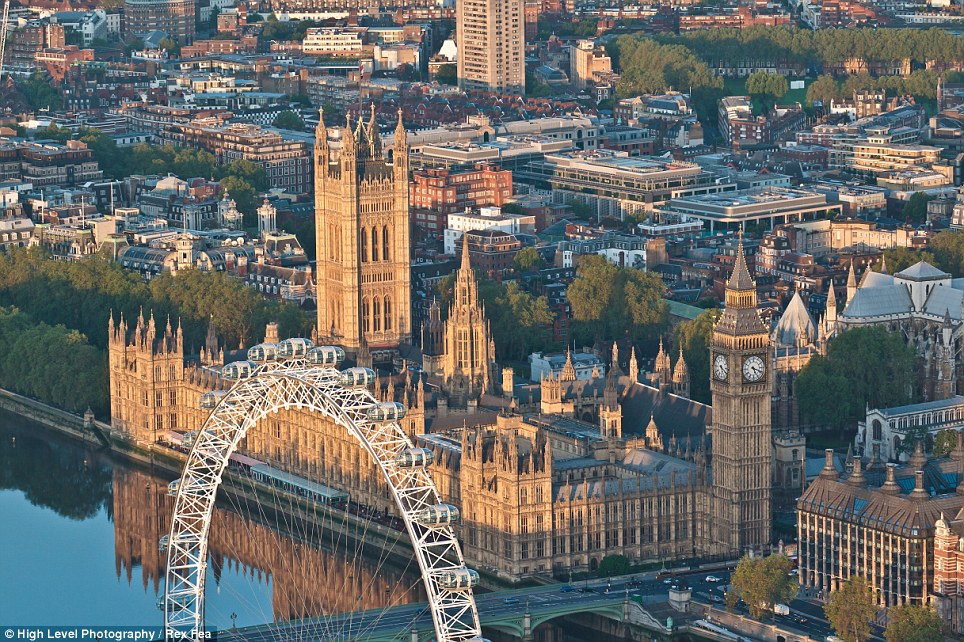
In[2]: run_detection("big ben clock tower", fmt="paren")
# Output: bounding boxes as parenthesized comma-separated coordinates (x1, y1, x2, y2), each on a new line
(710, 236, 773, 556)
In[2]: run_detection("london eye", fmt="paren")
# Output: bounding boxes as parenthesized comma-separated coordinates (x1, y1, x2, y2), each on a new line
(162, 339, 486, 642)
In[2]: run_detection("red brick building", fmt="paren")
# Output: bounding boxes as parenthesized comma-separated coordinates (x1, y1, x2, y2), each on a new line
(410, 164, 512, 235)
(461, 229, 521, 277)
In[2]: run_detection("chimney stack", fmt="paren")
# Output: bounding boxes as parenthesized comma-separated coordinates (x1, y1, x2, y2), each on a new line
(880, 463, 900, 495)
(819, 449, 838, 479)
(909, 470, 929, 499)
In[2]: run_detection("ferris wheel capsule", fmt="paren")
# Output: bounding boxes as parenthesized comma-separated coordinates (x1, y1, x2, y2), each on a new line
(437, 567, 480, 590)
(367, 401, 407, 422)
(395, 447, 434, 468)
(247, 342, 278, 363)
(307, 345, 346, 367)
(222, 360, 257, 380)
(199, 390, 229, 409)
(278, 337, 314, 358)
(338, 367, 376, 388)
(414, 503, 460, 526)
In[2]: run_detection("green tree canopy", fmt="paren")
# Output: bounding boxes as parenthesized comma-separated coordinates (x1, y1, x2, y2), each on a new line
(825, 576, 877, 642)
(796, 327, 917, 428)
(929, 230, 964, 276)
(902, 193, 934, 225)
(729, 554, 798, 620)
(597, 554, 631, 577)
(435, 64, 457, 86)
(883, 247, 935, 274)
(673, 308, 721, 405)
(17, 72, 61, 111)
(513, 247, 545, 273)
(0, 307, 108, 416)
(806, 74, 840, 107)
(884, 604, 943, 642)
(567, 255, 668, 344)
(934, 428, 958, 457)
(272, 110, 306, 131)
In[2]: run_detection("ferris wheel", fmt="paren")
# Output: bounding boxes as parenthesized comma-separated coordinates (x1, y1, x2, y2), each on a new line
(162, 338, 487, 642)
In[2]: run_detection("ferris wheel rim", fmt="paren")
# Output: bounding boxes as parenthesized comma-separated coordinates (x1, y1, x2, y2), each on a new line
(162, 359, 483, 642)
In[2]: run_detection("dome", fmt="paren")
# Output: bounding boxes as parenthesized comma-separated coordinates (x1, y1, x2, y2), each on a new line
(773, 291, 816, 348)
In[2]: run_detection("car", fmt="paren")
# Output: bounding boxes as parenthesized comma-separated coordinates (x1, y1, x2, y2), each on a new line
(503, 597, 520, 605)
(793, 615, 809, 624)
(705, 575, 722, 583)
(710, 595, 723, 603)
(663, 578, 674, 584)
(827, 636, 843, 642)
(560, 585, 576, 593)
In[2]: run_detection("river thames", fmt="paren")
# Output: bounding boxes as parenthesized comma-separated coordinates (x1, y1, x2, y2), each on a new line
(1, 410, 645, 642)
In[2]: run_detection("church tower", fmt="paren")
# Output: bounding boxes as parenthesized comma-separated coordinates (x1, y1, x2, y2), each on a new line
(440, 239, 496, 408)
(314, 107, 412, 355)
(710, 236, 773, 556)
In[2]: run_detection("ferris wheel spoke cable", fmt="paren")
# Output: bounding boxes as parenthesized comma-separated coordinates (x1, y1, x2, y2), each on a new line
(163, 353, 485, 642)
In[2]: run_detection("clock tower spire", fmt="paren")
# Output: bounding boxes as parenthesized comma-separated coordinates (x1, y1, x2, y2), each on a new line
(710, 235, 773, 556)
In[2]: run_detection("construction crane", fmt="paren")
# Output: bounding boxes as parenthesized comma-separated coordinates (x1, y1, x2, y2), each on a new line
(0, 0, 10, 79)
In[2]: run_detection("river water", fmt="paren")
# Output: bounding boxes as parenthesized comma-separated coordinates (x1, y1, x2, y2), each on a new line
(0, 411, 638, 642)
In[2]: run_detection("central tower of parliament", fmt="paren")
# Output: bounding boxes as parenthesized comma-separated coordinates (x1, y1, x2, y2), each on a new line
(107, 111, 776, 579)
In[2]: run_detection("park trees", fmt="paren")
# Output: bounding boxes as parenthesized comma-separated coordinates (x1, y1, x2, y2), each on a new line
(902, 192, 934, 225)
(825, 576, 877, 642)
(729, 554, 798, 620)
(566, 255, 668, 344)
(884, 604, 943, 642)
(929, 230, 964, 277)
(796, 327, 917, 428)
(745, 71, 788, 113)
(806, 75, 839, 107)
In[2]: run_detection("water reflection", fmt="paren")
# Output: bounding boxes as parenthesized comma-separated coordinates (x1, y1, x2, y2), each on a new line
(1, 411, 424, 629)
(113, 466, 425, 622)
(0, 417, 112, 520)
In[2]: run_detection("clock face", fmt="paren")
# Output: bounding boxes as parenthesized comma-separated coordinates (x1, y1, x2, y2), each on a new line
(713, 354, 728, 381)
(743, 355, 765, 382)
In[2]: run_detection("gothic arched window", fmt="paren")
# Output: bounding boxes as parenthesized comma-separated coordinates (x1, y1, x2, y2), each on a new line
(373, 298, 381, 332)
(873, 419, 882, 441)
(371, 227, 379, 262)
(384, 296, 392, 331)
(383, 226, 390, 261)
(360, 229, 367, 262)
(362, 298, 370, 333)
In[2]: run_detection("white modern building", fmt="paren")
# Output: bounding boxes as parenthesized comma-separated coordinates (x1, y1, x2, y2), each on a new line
(442, 206, 535, 254)
(529, 350, 606, 383)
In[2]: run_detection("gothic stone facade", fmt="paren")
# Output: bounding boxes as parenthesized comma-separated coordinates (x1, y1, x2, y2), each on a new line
(108, 188, 775, 583)
(314, 110, 412, 356)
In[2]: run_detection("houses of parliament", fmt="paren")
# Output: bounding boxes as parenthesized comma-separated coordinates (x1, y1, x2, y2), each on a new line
(108, 110, 782, 579)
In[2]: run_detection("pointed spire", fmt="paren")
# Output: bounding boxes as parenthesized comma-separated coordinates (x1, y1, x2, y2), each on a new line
(460, 232, 472, 270)
(880, 253, 888, 274)
(629, 346, 638, 385)
(859, 262, 873, 288)
(846, 261, 857, 303)
(673, 345, 688, 382)
(826, 281, 837, 323)
(727, 232, 754, 291)
(561, 347, 576, 382)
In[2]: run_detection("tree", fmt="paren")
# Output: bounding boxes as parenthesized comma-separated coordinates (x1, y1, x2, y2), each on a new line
(902, 192, 934, 224)
(934, 428, 958, 457)
(796, 327, 917, 428)
(567, 255, 668, 344)
(885, 604, 943, 642)
(745, 71, 788, 113)
(597, 554, 631, 577)
(825, 576, 877, 642)
(673, 309, 721, 405)
(435, 64, 457, 86)
(729, 554, 798, 620)
(158, 37, 180, 56)
(930, 230, 964, 277)
(806, 74, 839, 107)
(272, 110, 305, 131)
(883, 247, 935, 274)
(513, 247, 544, 273)
(17, 72, 61, 110)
